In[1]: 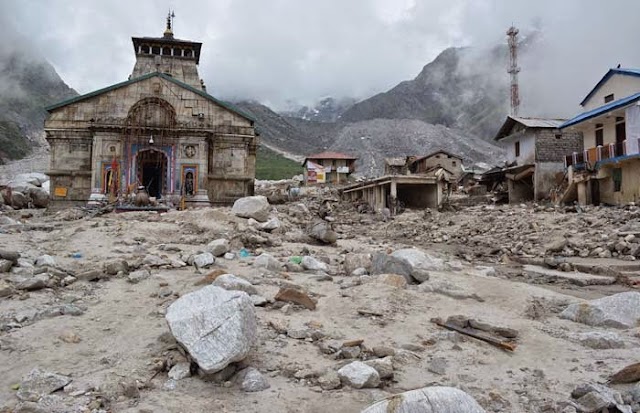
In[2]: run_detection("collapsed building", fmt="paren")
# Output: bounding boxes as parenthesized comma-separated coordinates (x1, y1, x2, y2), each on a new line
(342, 150, 462, 213)
(493, 116, 583, 203)
(44, 16, 258, 209)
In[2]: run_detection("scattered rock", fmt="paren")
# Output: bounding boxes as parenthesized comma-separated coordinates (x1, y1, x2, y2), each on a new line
(127, 269, 151, 284)
(34, 255, 55, 267)
(191, 252, 215, 269)
(232, 195, 271, 222)
(575, 331, 625, 349)
(15, 274, 50, 291)
(364, 357, 394, 379)
(360, 386, 486, 413)
(0, 279, 14, 297)
(274, 287, 316, 310)
(104, 259, 129, 275)
(0, 258, 12, 273)
(308, 220, 337, 244)
(375, 273, 408, 288)
(207, 239, 230, 257)
(253, 253, 282, 271)
(301, 256, 329, 272)
(609, 362, 640, 384)
(165, 285, 257, 374)
(318, 370, 341, 390)
(560, 292, 640, 329)
(0, 249, 20, 263)
(16, 368, 72, 402)
(337, 361, 380, 389)
(390, 248, 445, 282)
(213, 274, 258, 295)
(571, 383, 632, 413)
(236, 367, 270, 392)
(168, 362, 192, 380)
(344, 253, 372, 275)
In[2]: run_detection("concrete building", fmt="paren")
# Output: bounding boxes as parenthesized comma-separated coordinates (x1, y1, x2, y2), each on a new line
(302, 151, 357, 185)
(384, 157, 409, 175)
(342, 174, 448, 214)
(561, 68, 640, 205)
(409, 150, 463, 180)
(44, 16, 257, 208)
(494, 116, 583, 203)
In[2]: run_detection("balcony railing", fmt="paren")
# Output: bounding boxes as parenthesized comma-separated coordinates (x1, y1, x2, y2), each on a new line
(565, 139, 639, 168)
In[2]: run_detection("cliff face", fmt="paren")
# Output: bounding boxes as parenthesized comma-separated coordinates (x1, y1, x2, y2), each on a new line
(0, 49, 77, 163)
(339, 46, 510, 141)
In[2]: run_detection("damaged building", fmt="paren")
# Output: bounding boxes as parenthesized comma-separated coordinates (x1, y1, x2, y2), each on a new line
(561, 67, 640, 206)
(44, 16, 258, 209)
(494, 116, 583, 203)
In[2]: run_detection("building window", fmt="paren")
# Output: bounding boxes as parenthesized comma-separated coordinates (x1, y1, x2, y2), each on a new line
(595, 125, 604, 147)
(184, 49, 193, 57)
(613, 168, 622, 192)
(151, 46, 161, 55)
(604, 94, 614, 103)
(515, 141, 520, 157)
(162, 47, 171, 56)
(141, 45, 150, 54)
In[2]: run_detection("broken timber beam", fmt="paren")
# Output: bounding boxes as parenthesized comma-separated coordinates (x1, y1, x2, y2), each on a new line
(431, 318, 517, 352)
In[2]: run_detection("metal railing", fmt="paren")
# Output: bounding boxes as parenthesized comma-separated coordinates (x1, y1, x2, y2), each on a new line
(565, 139, 639, 168)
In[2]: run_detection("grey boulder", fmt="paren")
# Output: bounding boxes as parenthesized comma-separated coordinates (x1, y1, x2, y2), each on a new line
(253, 253, 282, 272)
(560, 292, 640, 329)
(301, 256, 329, 272)
(166, 285, 257, 374)
(207, 239, 230, 257)
(232, 196, 271, 222)
(337, 361, 380, 389)
(236, 367, 270, 392)
(360, 386, 486, 413)
(213, 274, 258, 295)
(344, 253, 372, 275)
(308, 220, 337, 244)
(16, 368, 72, 402)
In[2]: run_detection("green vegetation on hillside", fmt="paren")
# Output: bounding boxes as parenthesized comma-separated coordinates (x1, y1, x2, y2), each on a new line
(256, 145, 302, 180)
(0, 120, 31, 163)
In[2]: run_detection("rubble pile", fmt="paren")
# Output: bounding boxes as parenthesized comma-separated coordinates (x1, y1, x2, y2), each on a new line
(1, 189, 640, 412)
(359, 203, 640, 263)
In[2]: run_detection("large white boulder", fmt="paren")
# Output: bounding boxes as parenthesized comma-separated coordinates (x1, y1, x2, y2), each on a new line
(337, 361, 380, 389)
(166, 286, 257, 374)
(361, 386, 486, 413)
(232, 196, 271, 222)
(560, 292, 640, 329)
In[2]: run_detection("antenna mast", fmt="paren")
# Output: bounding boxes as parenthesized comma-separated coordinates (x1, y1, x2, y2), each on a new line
(507, 26, 520, 116)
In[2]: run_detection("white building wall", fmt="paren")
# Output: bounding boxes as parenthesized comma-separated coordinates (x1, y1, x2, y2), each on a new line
(582, 74, 640, 111)
(499, 134, 536, 165)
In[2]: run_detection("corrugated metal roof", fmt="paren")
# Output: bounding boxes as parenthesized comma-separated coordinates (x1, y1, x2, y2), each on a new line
(305, 151, 358, 160)
(510, 117, 565, 128)
(45, 72, 256, 123)
(580, 68, 640, 106)
(561, 92, 640, 129)
(494, 116, 566, 141)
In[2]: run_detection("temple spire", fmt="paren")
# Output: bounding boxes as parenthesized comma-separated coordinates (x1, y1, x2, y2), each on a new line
(163, 10, 175, 39)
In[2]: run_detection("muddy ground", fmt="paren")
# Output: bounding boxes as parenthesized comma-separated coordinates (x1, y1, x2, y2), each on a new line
(0, 198, 639, 412)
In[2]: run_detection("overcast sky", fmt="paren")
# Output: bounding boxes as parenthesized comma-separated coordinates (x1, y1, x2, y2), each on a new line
(2, 0, 640, 115)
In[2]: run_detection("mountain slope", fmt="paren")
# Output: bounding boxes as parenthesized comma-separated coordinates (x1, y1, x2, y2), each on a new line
(0, 49, 77, 163)
(328, 119, 503, 176)
(340, 46, 510, 140)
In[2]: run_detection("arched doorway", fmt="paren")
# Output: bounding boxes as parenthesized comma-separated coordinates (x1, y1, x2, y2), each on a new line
(137, 150, 168, 198)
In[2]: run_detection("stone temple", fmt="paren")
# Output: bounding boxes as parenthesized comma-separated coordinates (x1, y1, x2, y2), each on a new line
(44, 15, 258, 208)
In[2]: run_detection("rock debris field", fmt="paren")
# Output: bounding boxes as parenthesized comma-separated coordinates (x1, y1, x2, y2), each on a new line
(1, 190, 640, 412)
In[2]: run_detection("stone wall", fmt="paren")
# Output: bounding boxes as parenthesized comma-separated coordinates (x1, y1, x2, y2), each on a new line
(535, 129, 583, 163)
(45, 74, 256, 207)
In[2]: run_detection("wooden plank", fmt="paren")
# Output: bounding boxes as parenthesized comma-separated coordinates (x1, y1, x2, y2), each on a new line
(431, 318, 517, 352)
